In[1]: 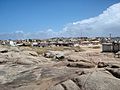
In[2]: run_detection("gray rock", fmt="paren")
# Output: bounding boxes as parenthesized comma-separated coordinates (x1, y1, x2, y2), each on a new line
(44, 52, 54, 58)
(0, 84, 12, 90)
(49, 84, 64, 90)
(0, 48, 8, 53)
(44, 51, 64, 60)
(98, 62, 120, 68)
(73, 71, 120, 90)
(67, 62, 95, 68)
(22, 51, 38, 57)
(55, 53, 64, 60)
(66, 55, 85, 62)
(106, 68, 120, 79)
(61, 80, 80, 90)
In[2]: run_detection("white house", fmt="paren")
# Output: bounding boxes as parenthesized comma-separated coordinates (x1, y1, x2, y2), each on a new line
(9, 41, 16, 46)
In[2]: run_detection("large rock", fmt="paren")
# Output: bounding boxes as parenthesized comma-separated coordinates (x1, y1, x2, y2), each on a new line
(106, 68, 120, 79)
(98, 62, 120, 68)
(67, 62, 95, 68)
(49, 84, 64, 90)
(9, 47, 20, 52)
(0, 55, 8, 63)
(22, 51, 38, 57)
(0, 48, 8, 53)
(15, 57, 35, 65)
(54, 53, 64, 60)
(0, 84, 11, 90)
(0, 48, 45, 65)
(73, 71, 120, 90)
(66, 55, 85, 62)
(44, 51, 64, 60)
(44, 52, 54, 58)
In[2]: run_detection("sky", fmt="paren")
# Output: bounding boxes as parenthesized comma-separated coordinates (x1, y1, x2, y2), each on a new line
(0, 0, 120, 39)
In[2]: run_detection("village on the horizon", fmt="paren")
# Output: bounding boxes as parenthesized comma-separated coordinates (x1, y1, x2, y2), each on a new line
(0, 36, 120, 46)
(0, 36, 120, 53)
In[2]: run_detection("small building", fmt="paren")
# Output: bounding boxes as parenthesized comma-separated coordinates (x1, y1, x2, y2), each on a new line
(38, 43, 49, 47)
(102, 43, 113, 52)
(102, 42, 120, 52)
(32, 42, 38, 47)
(9, 41, 16, 46)
(91, 41, 100, 45)
(81, 41, 90, 45)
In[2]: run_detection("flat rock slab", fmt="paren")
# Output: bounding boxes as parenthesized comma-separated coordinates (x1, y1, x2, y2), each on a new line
(67, 62, 95, 68)
(49, 84, 64, 90)
(73, 71, 120, 90)
(61, 80, 80, 90)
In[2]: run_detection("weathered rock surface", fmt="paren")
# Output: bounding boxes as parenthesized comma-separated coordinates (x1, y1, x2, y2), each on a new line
(61, 80, 80, 90)
(49, 84, 64, 90)
(67, 62, 95, 68)
(66, 54, 86, 62)
(0, 46, 50, 65)
(0, 45, 119, 90)
(44, 51, 65, 60)
(106, 68, 120, 79)
(50, 71, 120, 90)
(0, 48, 8, 53)
(73, 71, 120, 90)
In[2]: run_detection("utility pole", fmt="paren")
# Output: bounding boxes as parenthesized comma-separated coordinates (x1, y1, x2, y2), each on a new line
(109, 33, 112, 42)
(109, 33, 111, 39)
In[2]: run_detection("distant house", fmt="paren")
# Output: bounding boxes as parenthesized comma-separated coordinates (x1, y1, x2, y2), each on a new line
(102, 43, 113, 52)
(102, 41, 120, 52)
(81, 41, 90, 45)
(54, 42, 74, 47)
(9, 41, 16, 46)
(32, 42, 38, 47)
(38, 43, 49, 47)
(91, 41, 100, 45)
(74, 43, 79, 47)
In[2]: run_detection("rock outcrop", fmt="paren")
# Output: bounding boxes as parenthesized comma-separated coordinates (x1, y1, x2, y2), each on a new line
(0, 45, 119, 90)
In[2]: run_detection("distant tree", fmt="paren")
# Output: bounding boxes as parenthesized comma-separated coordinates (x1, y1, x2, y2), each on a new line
(29, 39, 32, 42)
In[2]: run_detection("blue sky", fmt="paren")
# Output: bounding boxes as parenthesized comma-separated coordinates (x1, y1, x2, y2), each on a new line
(0, 0, 120, 39)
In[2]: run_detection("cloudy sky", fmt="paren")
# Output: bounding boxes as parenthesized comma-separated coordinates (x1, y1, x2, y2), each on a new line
(0, 0, 120, 40)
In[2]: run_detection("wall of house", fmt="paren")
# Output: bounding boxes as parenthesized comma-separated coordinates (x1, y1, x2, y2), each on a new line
(102, 44, 113, 52)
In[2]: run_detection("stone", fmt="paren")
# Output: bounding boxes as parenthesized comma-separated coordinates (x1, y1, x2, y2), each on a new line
(61, 80, 80, 90)
(106, 68, 120, 79)
(22, 51, 38, 57)
(44, 52, 54, 58)
(0, 48, 8, 53)
(66, 55, 87, 62)
(44, 51, 65, 60)
(55, 53, 64, 60)
(49, 84, 64, 90)
(73, 71, 120, 90)
(67, 62, 95, 68)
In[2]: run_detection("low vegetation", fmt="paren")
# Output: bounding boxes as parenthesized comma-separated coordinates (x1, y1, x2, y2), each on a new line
(88, 46, 101, 49)
(33, 46, 85, 55)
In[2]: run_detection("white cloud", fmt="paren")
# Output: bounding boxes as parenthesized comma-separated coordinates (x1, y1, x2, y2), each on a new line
(0, 3, 120, 40)
(25, 29, 58, 39)
(61, 2, 120, 37)
(15, 30, 24, 33)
